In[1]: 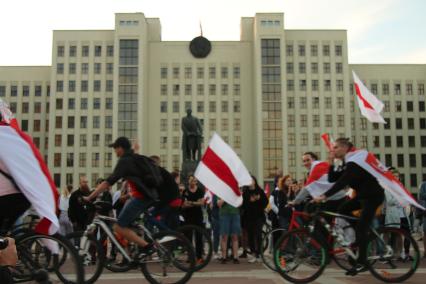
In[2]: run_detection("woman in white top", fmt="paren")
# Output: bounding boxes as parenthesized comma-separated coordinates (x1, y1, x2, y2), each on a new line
(59, 185, 73, 236)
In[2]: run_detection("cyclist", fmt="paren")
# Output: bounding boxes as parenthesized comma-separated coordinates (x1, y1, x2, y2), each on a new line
(0, 99, 59, 235)
(85, 137, 158, 255)
(313, 138, 385, 275)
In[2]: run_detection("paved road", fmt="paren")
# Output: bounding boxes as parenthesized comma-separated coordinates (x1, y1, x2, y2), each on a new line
(92, 257, 426, 283)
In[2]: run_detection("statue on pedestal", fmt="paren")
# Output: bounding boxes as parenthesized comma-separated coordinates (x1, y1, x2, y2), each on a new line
(181, 109, 203, 161)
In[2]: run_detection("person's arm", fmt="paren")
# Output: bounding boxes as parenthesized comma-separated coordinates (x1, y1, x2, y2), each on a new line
(323, 162, 359, 198)
(269, 193, 279, 214)
(293, 187, 310, 205)
(259, 189, 268, 209)
(327, 164, 344, 182)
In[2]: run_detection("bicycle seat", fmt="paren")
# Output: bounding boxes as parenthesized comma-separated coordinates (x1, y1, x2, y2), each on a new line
(93, 200, 113, 212)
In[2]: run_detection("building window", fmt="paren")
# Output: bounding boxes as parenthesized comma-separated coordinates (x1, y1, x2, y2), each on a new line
(299, 80, 306, 91)
(234, 118, 241, 131)
(233, 101, 240, 112)
(336, 80, 344, 91)
(22, 102, 29, 113)
(322, 45, 330, 56)
(310, 45, 318, 56)
(160, 102, 167, 113)
(335, 45, 342, 56)
(185, 84, 192, 96)
(80, 134, 87, 147)
(54, 153, 61, 167)
(418, 83, 424, 95)
(323, 63, 330, 73)
(197, 67, 204, 79)
(394, 83, 401, 95)
(93, 116, 100, 128)
(299, 63, 306, 73)
(286, 63, 293, 74)
(409, 136, 415, 147)
(68, 80, 75, 92)
(287, 97, 294, 108)
(325, 114, 332, 127)
(209, 119, 216, 130)
(325, 97, 332, 109)
(82, 45, 89, 57)
(209, 101, 216, 112)
(56, 80, 63, 92)
(233, 66, 240, 79)
(209, 67, 216, 79)
(67, 116, 75, 128)
(221, 67, 228, 78)
(197, 101, 204, 112)
(107, 45, 114, 56)
(324, 80, 331, 91)
(197, 84, 204, 96)
(92, 153, 100, 167)
(408, 118, 415, 129)
(161, 67, 167, 79)
(311, 63, 318, 73)
(184, 67, 192, 79)
(173, 84, 180, 96)
(57, 63, 64, 74)
(160, 137, 167, 149)
(94, 63, 101, 74)
(336, 63, 343, 74)
(66, 153, 74, 167)
(93, 98, 101, 109)
(81, 80, 88, 92)
(313, 115, 320, 127)
(106, 63, 113, 74)
(420, 118, 426, 129)
(160, 119, 167, 131)
(95, 45, 102, 57)
(106, 80, 113, 92)
(298, 45, 305, 56)
(338, 115, 345, 127)
(161, 84, 167, 96)
(410, 174, 418, 187)
(406, 101, 413, 112)
(300, 114, 307, 127)
(80, 98, 88, 110)
(173, 101, 180, 113)
(172, 137, 179, 149)
(300, 97, 307, 108)
(80, 116, 87, 128)
(221, 101, 228, 112)
(287, 80, 294, 91)
(286, 45, 293, 56)
(173, 67, 179, 79)
(209, 84, 216, 96)
(57, 45, 64, 57)
(384, 136, 391, 147)
(34, 102, 42, 113)
(409, 154, 417, 168)
(419, 101, 425, 112)
(94, 80, 101, 92)
(312, 80, 319, 92)
(221, 84, 228, 95)
(396, 136, 403, 147)
(221, 118, 229, 131)
(81, 63, 89, 74)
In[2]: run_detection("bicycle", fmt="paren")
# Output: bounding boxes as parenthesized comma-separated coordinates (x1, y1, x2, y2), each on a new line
(273, 206, 420, 283)
(68, 201, 195, 284)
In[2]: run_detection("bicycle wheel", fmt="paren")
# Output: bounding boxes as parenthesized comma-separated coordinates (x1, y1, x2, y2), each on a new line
(141, 230, 195, 284)
(103, 233, 138, 273)
(261, 228, 286, 271)
(67, 231, 105, 284)
(367, 227, 420, 283)
(14, 232, 84, 284)
(274, 229, 328, 283)
(177, 225, 212, 271)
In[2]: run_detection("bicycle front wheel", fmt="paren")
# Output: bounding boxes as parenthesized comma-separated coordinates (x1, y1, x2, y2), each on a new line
(261, 228, 286, 271)
(274, 229, 328, 283)
(177, 225, 212, 271)
(15, 232, 85, 284)
(367, 227, 420, 283)
(141, 231, 195, 284)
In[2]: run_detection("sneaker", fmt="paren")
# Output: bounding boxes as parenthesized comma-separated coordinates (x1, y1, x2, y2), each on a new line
(213, 253, 221, 260)
(345, 264, 368, 276)
(239, 251, 248, 258)
(196, 258, 204, 265)
(233, 258, 240, 264)
(248, 256, 257, 263)
(136, 243, 155, 260)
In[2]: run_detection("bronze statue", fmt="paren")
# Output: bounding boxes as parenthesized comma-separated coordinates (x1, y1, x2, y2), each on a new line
(181, 109, 203, 161)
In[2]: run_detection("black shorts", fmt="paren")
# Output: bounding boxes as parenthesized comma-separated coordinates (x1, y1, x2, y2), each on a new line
(0, 193, 31, 232)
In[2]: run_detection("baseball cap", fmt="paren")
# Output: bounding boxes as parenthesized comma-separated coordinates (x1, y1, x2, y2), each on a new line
(108, 136, 131, 150)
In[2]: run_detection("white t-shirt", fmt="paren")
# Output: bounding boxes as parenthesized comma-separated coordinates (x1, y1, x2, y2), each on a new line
(59, 195, 70, 211)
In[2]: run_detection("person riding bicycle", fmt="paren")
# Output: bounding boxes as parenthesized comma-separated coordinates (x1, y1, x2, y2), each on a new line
(0, 99, 60, 283)
(85, 137, 158, 256)
(313, 138, 385, 275)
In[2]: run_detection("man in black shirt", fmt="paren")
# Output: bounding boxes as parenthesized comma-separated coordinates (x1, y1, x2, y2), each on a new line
(314, 138, 384, 275)
(85, 137, 156, 254)
(68, 176, 95, 231)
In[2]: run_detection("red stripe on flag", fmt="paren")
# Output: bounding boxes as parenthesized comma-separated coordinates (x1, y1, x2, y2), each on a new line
(321, 133, 332, 151)
(354, 83, 374, 110)
(202, 147, 241, 197)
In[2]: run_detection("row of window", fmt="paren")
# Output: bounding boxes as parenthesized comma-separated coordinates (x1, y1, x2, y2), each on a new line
(0, 85, 49, 97)
(56, 62, 113, 75)
(160, 101, 240, 113)
(351, 82, 425, 96)
(160, 66, 240, 80)
(57, 45, 113, 58)
(56, 80, 113, 92)
(287, 79, 345, 92)
(53, 133, 112, 148)
(286, 44, 343, 57)
(54, 152, 113, 168)
(160, 118, 241, 132)
(53, 116, 113, 129)
(54, 97, 113, 110)
(287, 96, 344, 109)
(161, 84, 240, 96)
(285, 62, 343, 74)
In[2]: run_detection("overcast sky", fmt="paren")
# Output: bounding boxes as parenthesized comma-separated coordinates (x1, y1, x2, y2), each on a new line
(0, 0, 425, 65)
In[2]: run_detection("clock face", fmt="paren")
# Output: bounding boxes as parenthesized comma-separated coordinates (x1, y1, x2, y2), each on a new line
(189, 36, 211, 58)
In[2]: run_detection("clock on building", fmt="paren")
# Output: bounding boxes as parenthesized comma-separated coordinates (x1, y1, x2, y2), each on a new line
(189, 36, 211, 58)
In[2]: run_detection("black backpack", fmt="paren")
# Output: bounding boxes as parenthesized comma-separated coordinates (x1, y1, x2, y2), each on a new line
(157, 167, 180, 204)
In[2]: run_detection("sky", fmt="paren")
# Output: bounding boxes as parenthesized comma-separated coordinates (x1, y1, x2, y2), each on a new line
(0, 0, 425, 66)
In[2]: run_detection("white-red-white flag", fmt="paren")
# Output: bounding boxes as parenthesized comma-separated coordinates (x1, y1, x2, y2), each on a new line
(352, 71, 386, 124)
(0, 98, 59, 235)
(321, 133, 334, 151)
(346, 149, 424, 210)
(195, 133, 252, 207)
(305, 161, 334, 198)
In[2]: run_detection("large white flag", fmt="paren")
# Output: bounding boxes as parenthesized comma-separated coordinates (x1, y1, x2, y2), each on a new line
(0, 98, 59, 235)
(305, 161, 334, 198)
(352, 71, 386, 124)
(195, 133, 252, 207)
(346, 149, 424, 210)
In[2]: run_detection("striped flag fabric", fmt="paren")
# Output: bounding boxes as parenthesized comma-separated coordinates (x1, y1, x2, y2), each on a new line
(352, 71, 386, 123)
(321, 133, 334, 151)
(346, 148, 424, 210)
(195, 133, 252, 207)
(0, 98, 59, 235)
(305, 161, 334, 198)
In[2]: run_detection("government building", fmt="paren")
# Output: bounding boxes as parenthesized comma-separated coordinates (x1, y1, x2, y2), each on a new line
(0, 12, 425, 193)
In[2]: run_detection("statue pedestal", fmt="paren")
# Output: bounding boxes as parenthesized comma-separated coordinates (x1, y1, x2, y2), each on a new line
(181, 160, 199, 185)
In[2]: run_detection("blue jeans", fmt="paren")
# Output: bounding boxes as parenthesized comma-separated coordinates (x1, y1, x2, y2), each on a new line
(117, 197, 151, 227)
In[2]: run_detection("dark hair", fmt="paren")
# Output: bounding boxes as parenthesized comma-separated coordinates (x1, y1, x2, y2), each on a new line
(335, 137, 354, 149)
(303, 151, 318, 160)
(171, 171, 180, 179)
